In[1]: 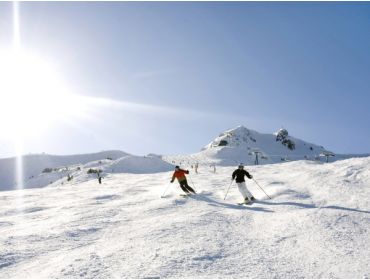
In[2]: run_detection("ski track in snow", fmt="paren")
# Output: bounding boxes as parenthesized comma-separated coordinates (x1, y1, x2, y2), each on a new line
(0, 158, 370, 278)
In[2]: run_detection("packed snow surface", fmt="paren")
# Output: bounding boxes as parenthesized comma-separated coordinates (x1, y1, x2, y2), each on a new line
(0, 157, 369, 278)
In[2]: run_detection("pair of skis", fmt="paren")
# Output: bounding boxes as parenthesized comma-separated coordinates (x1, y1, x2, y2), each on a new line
(179, 193, 196, 198)
(237, 200, 255, 206)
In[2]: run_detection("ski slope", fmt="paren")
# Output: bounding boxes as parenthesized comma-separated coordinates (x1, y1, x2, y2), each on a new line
(0, 150, 129, 191)
(0, 157, 369, 278)
(0, 152, 173, 191)
(2, 125, 368, 192)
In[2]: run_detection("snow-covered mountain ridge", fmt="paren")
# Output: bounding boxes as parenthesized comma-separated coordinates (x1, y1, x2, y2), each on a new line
(1, 125, 369, 191)
(0, 157, 369, 278)
(204, 125, 325, 160)
(165, 125, 369, 166)
(0, 151, 174, 191)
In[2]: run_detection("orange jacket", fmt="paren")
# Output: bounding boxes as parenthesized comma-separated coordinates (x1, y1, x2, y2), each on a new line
(171, 169, 189, 182)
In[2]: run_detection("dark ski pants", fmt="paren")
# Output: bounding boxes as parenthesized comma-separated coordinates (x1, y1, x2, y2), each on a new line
(179, 179, 196, 194)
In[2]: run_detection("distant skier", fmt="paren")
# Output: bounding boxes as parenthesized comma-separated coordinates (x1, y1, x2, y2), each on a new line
(232, 164, 255, 203)
(97, 171, 102, 184)
(170, 166, 196, 194)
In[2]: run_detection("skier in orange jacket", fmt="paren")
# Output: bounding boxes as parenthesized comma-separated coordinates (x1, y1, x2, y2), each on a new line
(170, 166, 196, 194)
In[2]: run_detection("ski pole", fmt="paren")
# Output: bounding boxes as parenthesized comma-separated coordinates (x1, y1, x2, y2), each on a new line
(161, 182, 172, 198)
(252, 178, 271, 199)
(188, 173, 196, 189)
(224, 179, 234, 200)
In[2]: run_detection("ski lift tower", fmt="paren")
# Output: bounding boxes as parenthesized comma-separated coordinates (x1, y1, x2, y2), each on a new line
(251, 149, 262, 165)
(320, 150, 335, 163)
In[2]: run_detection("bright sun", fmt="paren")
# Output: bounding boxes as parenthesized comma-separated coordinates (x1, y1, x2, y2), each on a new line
(0, 49, 84, 138)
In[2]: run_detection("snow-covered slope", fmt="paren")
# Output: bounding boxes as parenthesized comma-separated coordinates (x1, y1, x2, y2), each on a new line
(0, 152, 175, 191)
(105, 155, 174, 174)
(165, 125, 337, 166)
(0, 157, 369, 278)
(0, 151, 128, 191)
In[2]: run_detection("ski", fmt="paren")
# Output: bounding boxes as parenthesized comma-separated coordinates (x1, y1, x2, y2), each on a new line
(179, 193, 197, 198)
(237, 201, 255, 206)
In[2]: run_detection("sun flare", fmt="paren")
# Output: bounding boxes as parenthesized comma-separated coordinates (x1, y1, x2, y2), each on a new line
(0, 49, 86, 138)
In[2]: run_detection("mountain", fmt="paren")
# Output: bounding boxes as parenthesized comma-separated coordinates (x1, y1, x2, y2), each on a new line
(203, 125, 327, 162)
(1, 125, 368, 191)
(102, 155, 175, 174)
(164, 125, 364, 166)
(1, 157, 369, 278)
(0, 151, 174, 191)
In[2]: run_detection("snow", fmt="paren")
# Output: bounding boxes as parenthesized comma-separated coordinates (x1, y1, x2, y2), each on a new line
(0, 157, 369, 278)
(0, 150, 129, 191)
(0, 125, 369, 277)
(164, 125, 370, 166)
(203, 125, 325, 159)
(2, 125, 369, 191)
(165, 125, 328, 166)
(105, 155, 175, 174)
(0, 151, 174, 191)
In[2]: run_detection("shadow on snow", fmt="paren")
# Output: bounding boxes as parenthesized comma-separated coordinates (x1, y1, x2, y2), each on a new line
(255, 201, 370, 214)
(190, 194, 274, 213)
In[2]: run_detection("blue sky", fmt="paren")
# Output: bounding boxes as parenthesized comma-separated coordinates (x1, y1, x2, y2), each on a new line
(1, 2, 370, 157)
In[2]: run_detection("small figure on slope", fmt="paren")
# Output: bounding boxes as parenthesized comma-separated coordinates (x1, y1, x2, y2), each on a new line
(97, 171, 102, 184)
(171, 166, 196, 194)
(194, 163, 199, 174)
(232, 164, 255, 204)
